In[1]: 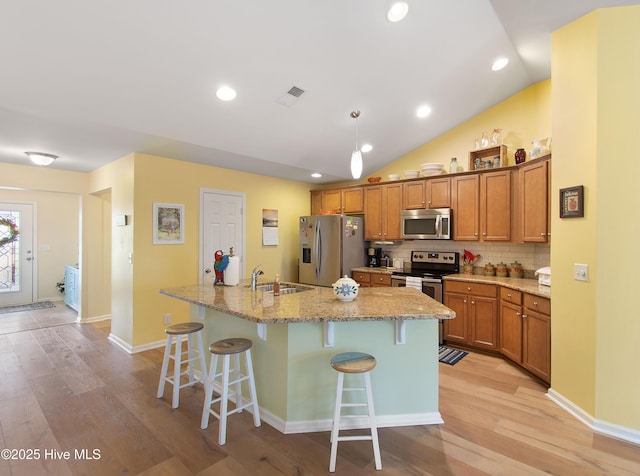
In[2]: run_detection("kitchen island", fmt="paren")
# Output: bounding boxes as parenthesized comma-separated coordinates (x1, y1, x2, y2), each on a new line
(159, 281, 455, 434)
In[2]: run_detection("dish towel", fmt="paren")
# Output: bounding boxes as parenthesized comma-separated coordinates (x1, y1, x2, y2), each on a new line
(405, 276, 423, 290)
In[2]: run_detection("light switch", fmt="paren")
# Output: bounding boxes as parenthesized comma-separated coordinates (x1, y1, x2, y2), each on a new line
(574, 263, 589, 282)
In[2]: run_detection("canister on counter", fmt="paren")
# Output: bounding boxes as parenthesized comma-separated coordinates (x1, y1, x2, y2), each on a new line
(484, 262, 495, 276)
(496, 262, 508, 277)
(509, 261, 523, 278)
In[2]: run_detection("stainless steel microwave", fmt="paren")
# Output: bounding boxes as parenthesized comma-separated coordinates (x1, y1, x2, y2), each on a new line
(401, 208, 452, 240)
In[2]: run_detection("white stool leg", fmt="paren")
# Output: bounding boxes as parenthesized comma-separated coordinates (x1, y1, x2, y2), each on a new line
(364, 371, 382, 471)
(186, 333, 196, 384)
(234, 353, 242, 412)
(218, 354, 231, 445)
(329, 372, 344, 473)
(201, 353, 219, 430)
(244, 349, 261, 427)
(196, 330, 208, 389)
(171, 334, 184, 408)
(157, 335, 172, 399)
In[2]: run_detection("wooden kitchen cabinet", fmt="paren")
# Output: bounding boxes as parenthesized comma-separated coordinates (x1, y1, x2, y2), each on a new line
(519, 157, 550, 242)
(426, 176, 451, 208)
(310, 187, 364, 215)
(499, 288, 550, 384)
(364, 183, 402, 240)
(522, 294, 551, 383)
(352, 271, 391, 288)
(452, 170, 511, 241)
(403, 180, 426, 209)
(444, 281, 498, 351)
(451, 174, 479, 240)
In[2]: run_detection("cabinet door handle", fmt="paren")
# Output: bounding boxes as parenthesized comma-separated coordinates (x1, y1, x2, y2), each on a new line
(471, 300, 475, 305)
(533, 301, 538, 306)
(463, 299, 467, 304)
(541, 232, 545, 236)
(522, 314, 527, 318)
(516, 312, 521, 317)
(467, 287, 471, 291)
(507, 293, 512, 297)
(482, 232, 486, 236)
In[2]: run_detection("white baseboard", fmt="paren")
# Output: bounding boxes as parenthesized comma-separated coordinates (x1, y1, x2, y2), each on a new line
(108, 334, 166, 354)
(547, 388, 640, 445)
(78, 314, 111, 324)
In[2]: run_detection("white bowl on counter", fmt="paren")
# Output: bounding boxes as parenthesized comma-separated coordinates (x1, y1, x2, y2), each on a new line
(388, 174, 400, 180)
(404, 170, 419, 179)
(420, 163, 444, 176)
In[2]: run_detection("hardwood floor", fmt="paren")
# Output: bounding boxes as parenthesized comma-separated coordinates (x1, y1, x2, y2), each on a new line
(0, 301, 77, 336)
(0, 319, 638, 475)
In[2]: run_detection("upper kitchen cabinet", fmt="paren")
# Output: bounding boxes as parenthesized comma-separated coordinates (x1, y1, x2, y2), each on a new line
(519, 157, 550, 242)
(451, 174, 479, 240)
(310, 187, 364, 215)
(452, 170, 512, 241)
(403, 180, 426, 209)
(364, 183, 402, 240)
(426, 176, 451, 209)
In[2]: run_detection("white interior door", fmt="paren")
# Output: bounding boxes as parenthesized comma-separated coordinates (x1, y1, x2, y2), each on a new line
(0, 203, 35, 305)
(200, 190, 245, 286)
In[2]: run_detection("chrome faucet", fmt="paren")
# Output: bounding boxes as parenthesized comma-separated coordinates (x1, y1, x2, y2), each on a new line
(251, 264, 264, 291)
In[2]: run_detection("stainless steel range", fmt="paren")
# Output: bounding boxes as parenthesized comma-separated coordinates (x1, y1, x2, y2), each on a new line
(391, 251, 459, 343)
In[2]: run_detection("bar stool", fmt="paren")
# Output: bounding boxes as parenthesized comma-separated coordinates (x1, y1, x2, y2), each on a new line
(200, 337, 261, 445)
(329, 351, 382, 472)
(156, 322, 208, 409)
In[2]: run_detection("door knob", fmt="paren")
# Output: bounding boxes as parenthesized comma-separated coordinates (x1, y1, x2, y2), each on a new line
(204, 268, 212, 274)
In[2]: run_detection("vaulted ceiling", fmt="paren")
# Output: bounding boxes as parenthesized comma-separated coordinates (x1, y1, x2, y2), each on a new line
(1, 1, 638, 184)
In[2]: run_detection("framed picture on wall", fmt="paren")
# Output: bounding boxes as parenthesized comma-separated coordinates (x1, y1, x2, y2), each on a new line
(153, 203, 184, 244)
(559, 186, 584, 218)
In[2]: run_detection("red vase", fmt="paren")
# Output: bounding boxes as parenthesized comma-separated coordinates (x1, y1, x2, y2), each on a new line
(515, 148, 526, 164)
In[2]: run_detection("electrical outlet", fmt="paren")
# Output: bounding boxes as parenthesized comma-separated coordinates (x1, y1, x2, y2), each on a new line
(574, 263, 589, 282)
(163, 313, 172, 325)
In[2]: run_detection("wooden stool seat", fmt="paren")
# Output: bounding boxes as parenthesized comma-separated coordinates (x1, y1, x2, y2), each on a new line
(156, 322, 207, 409)
(209, 337, 252, 355)
(201, 337, 261, 445)
(165, 322, 204, 335)
(329, 351, 382, 472)
(331, 351, 376, 373)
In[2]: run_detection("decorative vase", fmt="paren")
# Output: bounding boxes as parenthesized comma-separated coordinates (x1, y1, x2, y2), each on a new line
(463, 265, 474, 275)
(490, 128, 502, 146)
(530, 137, 551, 159)
(515, 148, 526, 164)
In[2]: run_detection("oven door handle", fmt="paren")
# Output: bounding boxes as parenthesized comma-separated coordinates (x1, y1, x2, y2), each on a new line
(436, 215, 442, 238)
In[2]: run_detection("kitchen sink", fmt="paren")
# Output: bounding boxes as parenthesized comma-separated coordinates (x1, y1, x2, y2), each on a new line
(246, 282, 314, 293)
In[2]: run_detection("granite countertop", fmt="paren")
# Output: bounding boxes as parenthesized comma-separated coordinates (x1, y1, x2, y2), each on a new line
(159, 280, 455, 324)
(443, 274, 551, 299)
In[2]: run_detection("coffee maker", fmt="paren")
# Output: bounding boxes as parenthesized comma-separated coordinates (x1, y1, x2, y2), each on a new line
(367, 247, 382, 267)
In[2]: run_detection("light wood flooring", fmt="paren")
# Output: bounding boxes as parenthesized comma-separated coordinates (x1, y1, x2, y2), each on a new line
(0, 301, 77, 336)
(0, 315, 638, 475)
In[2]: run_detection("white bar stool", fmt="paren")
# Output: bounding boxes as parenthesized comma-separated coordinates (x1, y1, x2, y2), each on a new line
(200, 337, 261, 445)
(156, 322, 207, 409)
(329, 351, 382, 472)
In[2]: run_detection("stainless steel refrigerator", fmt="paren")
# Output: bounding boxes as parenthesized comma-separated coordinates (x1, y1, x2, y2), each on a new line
(299, 215, 365, 287)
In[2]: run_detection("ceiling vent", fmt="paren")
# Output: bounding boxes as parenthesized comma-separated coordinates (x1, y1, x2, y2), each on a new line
(276, 85, 305, 107)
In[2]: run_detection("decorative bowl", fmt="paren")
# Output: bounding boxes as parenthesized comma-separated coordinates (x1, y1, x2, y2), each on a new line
(404, 170, 419, 179)
(388, 174, 400, 180)
(332, 275, 360, 301)
(367, 176, 381, 183)
(420, 163, 444, 169)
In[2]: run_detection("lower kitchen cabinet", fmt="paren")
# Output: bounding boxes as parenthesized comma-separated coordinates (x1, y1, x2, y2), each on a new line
(64, 265, 79, 311)
(352, 270, 391, 288)
(443, 281, 498, 351)
(499, 288, 550, 384)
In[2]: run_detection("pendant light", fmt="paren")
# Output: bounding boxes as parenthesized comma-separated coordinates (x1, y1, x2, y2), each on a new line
(350, 110, 363, 179)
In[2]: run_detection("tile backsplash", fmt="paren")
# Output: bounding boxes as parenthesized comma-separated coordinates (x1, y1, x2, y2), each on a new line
(376, 241, 550, 274)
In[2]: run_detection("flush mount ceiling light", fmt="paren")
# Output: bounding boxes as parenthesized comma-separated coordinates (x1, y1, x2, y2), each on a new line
(311, 172, 322, 178)
(216, 86, 237, 101)
(361, 143, 373, 153)
(350, 110, 363, 179)
(25, 151, 58, 166)
(491, 57, 509, 71)
(416, 104, 432, 118)
(387, 2, 409, 22)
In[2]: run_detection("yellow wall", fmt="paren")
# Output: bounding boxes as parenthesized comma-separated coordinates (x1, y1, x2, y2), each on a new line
(552, 6, 640, 430)
(88, 153, 312, 348)
(373, 80, 551, 179)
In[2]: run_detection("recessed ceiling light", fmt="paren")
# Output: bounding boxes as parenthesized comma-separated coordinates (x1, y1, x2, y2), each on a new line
(311, 173, 322, 178)
(416, 105, 432, 118)
(387, 2, 409, 22)
(491, 57, 509, 71)
(216, 86, 237, 101)
(361, 144, 373, 153)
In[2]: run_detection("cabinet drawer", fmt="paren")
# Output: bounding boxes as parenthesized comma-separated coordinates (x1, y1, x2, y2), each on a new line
(524, 294, 550, 315)
(500, 287, 522, 305)
(371, 273, 391, 286)
(352, 272, 370, 284)
(445, 281, 497, 298)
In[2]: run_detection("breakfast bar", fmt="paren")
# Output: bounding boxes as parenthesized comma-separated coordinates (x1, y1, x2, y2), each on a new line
(159, 281, 455, 434)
